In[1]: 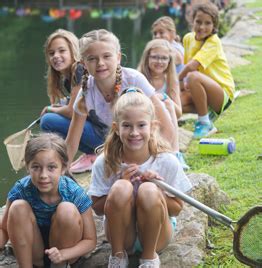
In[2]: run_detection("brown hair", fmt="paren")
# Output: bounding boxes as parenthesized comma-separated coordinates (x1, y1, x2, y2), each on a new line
(192, 2, 219, 34)
(25, 133, 68, 169)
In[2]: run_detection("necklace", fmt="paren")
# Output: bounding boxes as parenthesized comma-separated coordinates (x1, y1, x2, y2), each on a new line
(103, 91, 115, 103)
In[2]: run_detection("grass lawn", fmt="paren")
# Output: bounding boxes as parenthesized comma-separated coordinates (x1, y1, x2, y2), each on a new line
(185, 1, 262, 267)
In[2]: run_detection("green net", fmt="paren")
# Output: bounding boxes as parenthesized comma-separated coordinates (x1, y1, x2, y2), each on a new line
(237, 212, 262, 265)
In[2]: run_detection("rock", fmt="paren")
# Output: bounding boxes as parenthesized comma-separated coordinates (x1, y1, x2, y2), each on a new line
(178, 127, 193, 153)
(234, 89, 256, 99)
(188, 173, 231, 211)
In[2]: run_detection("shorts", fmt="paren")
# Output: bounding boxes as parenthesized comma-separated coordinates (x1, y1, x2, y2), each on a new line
(132, 217, 177, 253)
(39, 225, 51, 267)
(209, 90, 232, 117)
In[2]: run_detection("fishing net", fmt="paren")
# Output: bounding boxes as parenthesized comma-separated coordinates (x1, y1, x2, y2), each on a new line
(3, 128, 31, 172)
(233, 206, 262, 267)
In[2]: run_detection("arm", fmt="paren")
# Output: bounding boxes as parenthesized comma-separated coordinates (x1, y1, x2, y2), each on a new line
(178, 59, 200, 82)
(150, 94, 176, 144)
(165, 195, 183, 216)
(167, 82, 182, 118)
(0, 201, 11, 248)
(42, 84, 82, 118)
(65, 111, 87, 165)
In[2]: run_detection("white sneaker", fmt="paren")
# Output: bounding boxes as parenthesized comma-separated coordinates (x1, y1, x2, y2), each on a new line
(108, 251, 129, 268)
(139, 253, 160, 268)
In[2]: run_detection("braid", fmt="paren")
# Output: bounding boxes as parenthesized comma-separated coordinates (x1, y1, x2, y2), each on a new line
(115, 64, 122, 93)
(114, 64, 122, 101)
(82, 68, 89, 93)
(76, 68, 89, 115)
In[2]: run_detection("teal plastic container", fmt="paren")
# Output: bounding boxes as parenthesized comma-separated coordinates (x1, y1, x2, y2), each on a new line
(199, 138, 236, 155)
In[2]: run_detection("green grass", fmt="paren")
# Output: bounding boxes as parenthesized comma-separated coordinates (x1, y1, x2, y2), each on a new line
(185, 2, 262, 267)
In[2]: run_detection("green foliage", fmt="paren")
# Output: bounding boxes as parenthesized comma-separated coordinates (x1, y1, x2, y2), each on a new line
(189, 3, 262, 266)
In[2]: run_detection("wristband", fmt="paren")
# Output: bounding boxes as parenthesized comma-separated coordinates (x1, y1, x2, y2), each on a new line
(162, 93, 168, 101)
(47, 106, 52, 113)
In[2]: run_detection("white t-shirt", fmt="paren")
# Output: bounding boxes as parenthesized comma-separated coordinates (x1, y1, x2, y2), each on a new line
(73, 67, 155, 126)
(88, 152, 192, 198)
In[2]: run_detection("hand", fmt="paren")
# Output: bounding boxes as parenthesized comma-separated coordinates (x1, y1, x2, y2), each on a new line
(40, 106, 49, 116)
(140, 170, 163, 182)
(121, 163, 141, 182)
(45, 247, 65, 264)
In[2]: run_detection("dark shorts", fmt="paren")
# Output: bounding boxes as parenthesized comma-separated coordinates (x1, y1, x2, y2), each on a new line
(39, 225, 51, 267)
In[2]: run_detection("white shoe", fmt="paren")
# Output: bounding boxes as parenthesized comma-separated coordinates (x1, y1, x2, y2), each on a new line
(139, 253, 160, 268)
(108, 251, 129, 268)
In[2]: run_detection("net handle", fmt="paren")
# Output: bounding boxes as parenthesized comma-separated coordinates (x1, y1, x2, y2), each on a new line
(26, 117, 41, 130)
(152, 179, 233, 227)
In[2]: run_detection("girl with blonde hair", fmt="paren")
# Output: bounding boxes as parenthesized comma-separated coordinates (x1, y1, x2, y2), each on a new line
(39, 29, 98, 174)
(138, 38, 189, 170)
(151, 16, 184, 73)
(65, 29, 176, 171)
(89, 88, 192, 268)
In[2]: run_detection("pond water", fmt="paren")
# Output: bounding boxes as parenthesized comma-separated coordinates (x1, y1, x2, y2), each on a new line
(0, 11, 188, 205)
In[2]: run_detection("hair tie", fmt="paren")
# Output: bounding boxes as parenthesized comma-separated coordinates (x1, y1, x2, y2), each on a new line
(126, 88, 138, 93)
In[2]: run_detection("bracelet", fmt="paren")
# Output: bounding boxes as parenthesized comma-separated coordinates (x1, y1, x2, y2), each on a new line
(162, 93, 168, 101)
(47, 106, 52, 113)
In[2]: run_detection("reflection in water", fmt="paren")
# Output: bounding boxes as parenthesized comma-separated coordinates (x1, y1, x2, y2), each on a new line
(0, 17, 49, 205)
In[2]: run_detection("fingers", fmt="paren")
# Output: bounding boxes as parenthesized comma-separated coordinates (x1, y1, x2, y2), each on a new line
(121, 164, 140, 181)
(140, 170, 163, 181)
(45, 247, 64, 264)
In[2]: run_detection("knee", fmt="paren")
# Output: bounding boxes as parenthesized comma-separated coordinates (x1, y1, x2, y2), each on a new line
(186, 71, 200, 87)
(40, 113, 54, 131)
(53, 202, 81, 227)
(136, 182, 162, 210)
(8, 200, 34, 223)
(105, 180, 133, 210)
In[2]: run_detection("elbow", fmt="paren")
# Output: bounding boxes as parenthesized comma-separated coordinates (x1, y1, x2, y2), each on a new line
(90, 237, 97, 252)
(176, 108, 183, 119)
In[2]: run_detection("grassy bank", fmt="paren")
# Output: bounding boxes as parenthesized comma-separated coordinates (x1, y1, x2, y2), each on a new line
(185, 2, 262, 267)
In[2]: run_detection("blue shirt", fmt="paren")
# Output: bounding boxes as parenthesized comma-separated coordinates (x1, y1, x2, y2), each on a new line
(8, 175, 92, 227)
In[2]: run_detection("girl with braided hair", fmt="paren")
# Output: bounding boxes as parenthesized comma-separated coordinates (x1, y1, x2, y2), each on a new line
(66, 29, 177, 172)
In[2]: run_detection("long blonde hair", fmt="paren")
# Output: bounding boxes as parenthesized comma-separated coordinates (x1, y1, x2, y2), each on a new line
(44, 29, 80, 104)
(104, 88, 172, 177)
(76, 29, 122, 114)
(137, 39, 178, 97)
(151, 16, 181, 42)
